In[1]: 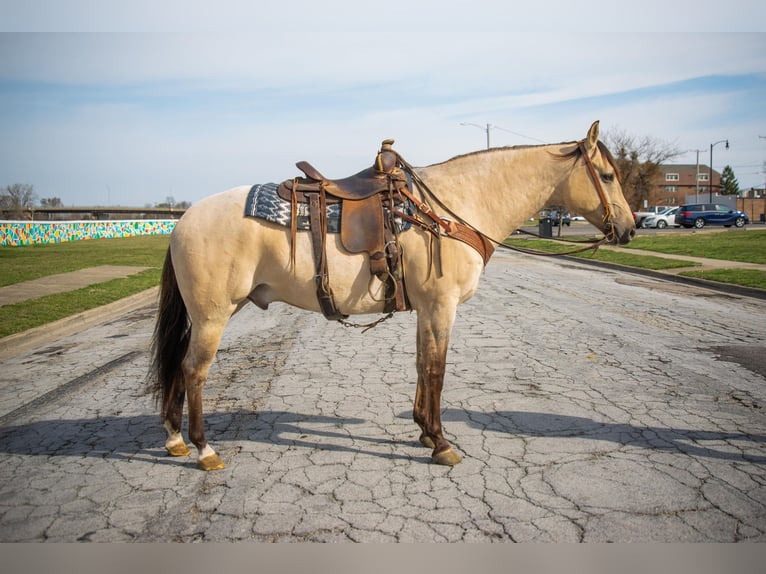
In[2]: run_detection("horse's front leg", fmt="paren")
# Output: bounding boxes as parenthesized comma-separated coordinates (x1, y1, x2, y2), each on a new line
(413, 305, 462, 466)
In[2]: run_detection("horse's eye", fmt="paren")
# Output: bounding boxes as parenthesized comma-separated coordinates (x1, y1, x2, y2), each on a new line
(600, 173, 615, 183)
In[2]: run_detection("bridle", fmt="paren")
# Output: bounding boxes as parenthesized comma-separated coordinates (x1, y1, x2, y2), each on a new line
(576, 140, 618, 244)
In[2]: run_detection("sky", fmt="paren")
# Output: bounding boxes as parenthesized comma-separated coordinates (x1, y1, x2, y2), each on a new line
(1, 1, 765, 207)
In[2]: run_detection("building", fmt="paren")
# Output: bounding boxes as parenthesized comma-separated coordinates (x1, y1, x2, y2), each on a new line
(650, 164, 765, 222)
(652, 164, 720, 206)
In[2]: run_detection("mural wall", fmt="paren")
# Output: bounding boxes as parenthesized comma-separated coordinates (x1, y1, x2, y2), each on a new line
(0, 220, 178, 246)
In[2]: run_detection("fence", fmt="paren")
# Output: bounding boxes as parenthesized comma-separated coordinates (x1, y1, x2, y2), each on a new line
(737, 197, 766, 224)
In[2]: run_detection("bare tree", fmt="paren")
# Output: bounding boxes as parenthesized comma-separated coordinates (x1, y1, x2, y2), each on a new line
(603, 128, 681, 210)
(0, 183, 37, 219)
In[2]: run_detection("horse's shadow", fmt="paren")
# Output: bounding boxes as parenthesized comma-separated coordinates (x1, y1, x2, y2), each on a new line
(0, 408, 764, 466)
(438, 408, 766, 464)
(0, 410, 429, 467)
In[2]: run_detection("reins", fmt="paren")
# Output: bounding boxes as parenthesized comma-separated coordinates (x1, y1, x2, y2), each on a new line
(393, 139, 617, 259)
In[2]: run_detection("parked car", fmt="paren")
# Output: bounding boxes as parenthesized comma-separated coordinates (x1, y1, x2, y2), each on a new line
(550, 210, 571, 226)
(642, 206, 679, 229)
(676, 204, 749, 229)
(633, 206, 669, 227)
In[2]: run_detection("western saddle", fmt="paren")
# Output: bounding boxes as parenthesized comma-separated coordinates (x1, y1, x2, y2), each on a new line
(277, 139, 494, 322)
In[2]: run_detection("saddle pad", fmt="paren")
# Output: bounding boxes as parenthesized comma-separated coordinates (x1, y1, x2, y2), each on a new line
(244, 183, 413, 234)
(245, 183, 340, 232)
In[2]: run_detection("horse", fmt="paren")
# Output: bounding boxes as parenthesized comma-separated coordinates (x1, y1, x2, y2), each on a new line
(149, 121, 635, 471)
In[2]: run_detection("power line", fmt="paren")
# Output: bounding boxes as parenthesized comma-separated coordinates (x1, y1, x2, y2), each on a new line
(460, 122, 546, 148)
(492, 125, 547, 144)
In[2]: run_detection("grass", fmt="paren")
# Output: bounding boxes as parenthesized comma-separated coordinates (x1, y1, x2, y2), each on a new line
(0, 268, 161, 338)
(1, 229, 765, 340)
(505, 229, 766, 290)
(679, 268, 766, 289)
(615, 229, 766, 289)
(503, 237, 700, 270)
(0, 235, 170, 286)
(0, 235, 169, 338)
(623, 228, 766, 264)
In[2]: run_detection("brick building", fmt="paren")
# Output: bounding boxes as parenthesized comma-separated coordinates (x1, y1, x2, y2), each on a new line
(652, 164, 720, 206)
(649, 164, 765, 223)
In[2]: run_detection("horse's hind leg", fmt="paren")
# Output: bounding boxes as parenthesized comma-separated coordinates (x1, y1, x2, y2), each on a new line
(184, 318, 230, 471)
(164, 389, 190, 456)
(413, 305, 462, 466)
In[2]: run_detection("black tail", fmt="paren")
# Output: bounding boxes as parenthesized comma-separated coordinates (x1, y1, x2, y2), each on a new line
(149, 248, 191, 420)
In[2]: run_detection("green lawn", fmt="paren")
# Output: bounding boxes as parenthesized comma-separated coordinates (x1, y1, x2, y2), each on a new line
(623, 229, 766, 264)
(503, 237, 700, 270)
(0, 235, 170, 286)
(0, 235, 169, 338)
(0, 269, 162, 338)
(679, 268, 766, 289)
(1, 230, 764, 340)
(504, 229, 766, 291)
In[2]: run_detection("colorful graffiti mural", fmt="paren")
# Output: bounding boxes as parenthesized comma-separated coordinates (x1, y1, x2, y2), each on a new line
(0, 220, 178, 246)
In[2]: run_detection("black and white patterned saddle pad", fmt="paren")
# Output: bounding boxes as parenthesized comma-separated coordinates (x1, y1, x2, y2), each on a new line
(244, 183, 413, 233)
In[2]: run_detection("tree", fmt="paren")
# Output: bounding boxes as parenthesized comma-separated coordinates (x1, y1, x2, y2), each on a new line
(0, 183, 37, 219)
(155, 197, 191, 209)
(40, 197, 63, 207)
(720, 165, 740, 195)
(602, 128, 681, 210)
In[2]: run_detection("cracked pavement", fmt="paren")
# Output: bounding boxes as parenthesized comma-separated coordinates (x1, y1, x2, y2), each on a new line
(0, 251, 764, 542)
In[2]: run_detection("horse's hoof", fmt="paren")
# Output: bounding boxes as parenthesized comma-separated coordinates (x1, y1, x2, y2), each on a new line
(197, 453, 225, 471)
(166, 441, 191, 457)
(419, 433, 435, 449)
(432, 447, 462, 466)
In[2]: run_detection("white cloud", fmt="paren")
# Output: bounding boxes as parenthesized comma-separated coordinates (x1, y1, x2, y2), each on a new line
(1, 28, 765, 205)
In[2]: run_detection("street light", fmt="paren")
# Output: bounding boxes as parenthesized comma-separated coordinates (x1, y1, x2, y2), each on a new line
(460, 122, 492, 149)
(709, 139, 729, 202)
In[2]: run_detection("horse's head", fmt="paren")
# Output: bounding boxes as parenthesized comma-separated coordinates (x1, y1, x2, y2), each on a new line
(554, 121, 636, 245)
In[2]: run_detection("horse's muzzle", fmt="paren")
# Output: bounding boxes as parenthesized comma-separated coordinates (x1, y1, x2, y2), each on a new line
(606, 222, 636, 245)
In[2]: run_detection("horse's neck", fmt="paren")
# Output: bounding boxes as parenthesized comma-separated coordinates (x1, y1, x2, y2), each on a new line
(417, 145, 564, 241)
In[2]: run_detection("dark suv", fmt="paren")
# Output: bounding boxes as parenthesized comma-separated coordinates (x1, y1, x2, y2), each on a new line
(676, 204, 749, 229)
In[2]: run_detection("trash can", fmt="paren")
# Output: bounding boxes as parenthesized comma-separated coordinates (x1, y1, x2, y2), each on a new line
(760, 213, 765, 223)
(538, 217, 553, 238)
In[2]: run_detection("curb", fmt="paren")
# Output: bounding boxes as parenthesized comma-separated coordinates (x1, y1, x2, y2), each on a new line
(562, 256, 766, 301)
(0, 287, 159, 360)
(2, 254, 764, 361)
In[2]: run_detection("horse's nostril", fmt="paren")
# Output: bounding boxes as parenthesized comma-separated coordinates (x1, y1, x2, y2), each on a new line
(620, 228, 637, 244)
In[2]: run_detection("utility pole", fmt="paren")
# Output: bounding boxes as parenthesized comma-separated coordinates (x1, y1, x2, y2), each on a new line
(685, 149, 707, 203)
(460, 122, 492, 149)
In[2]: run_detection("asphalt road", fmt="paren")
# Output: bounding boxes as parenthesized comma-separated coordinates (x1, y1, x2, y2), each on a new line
(0, 250, 764, 542)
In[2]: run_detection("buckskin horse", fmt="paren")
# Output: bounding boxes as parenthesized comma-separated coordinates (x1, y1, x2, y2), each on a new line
(149, 121, 635, 470)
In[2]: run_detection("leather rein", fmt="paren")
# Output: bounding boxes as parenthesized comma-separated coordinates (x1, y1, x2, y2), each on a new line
(393, 139, 618, 259)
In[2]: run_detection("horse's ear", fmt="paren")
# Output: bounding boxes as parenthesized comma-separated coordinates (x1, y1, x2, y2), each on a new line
(585, 121, 600, 151)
